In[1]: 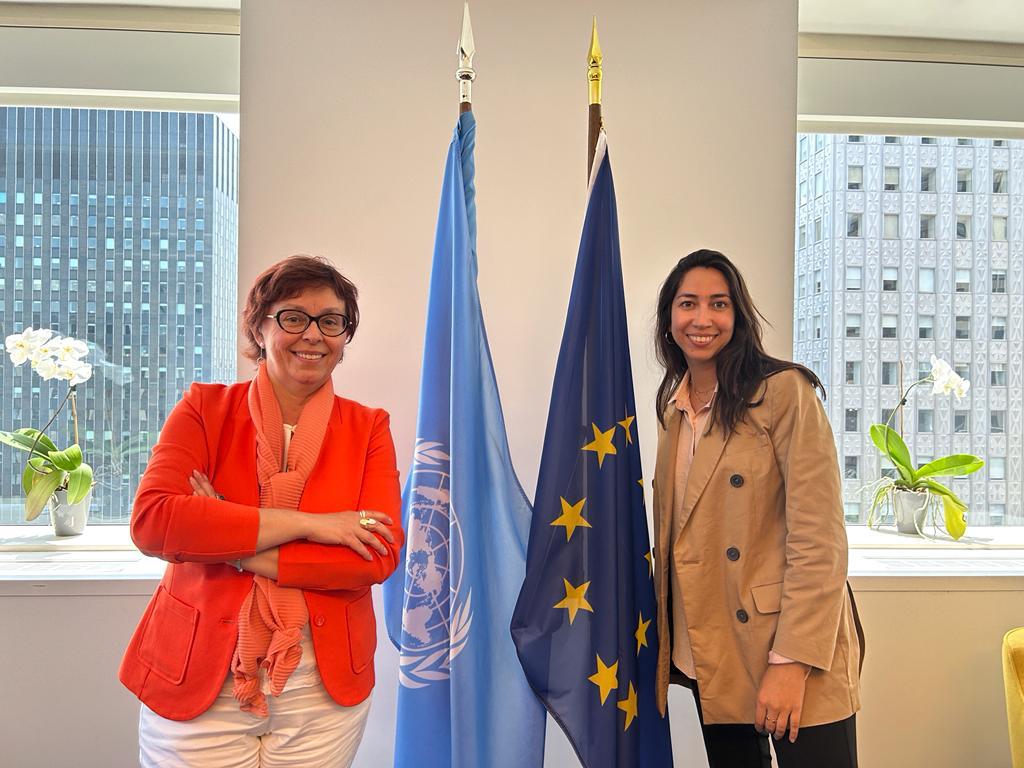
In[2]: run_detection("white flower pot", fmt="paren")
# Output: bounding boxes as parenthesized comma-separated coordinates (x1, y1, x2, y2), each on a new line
(49, 487, 92, 537)
(893, 488, 929, 535)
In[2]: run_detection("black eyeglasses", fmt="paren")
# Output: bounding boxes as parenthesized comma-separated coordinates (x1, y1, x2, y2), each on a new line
(267, 309, 351, 337)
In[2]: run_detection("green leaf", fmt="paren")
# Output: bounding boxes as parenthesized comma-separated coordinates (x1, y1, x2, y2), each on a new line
(0, 429, 55, 458)
(21, 457, 48, 495)
(869, 424, 915, 484)
(47, 444, 83, 472)
(940, 493, 968, 541)
(65, 463, 93, 505)
(914, 454, 984, 481)
(25, 469, 64, 522)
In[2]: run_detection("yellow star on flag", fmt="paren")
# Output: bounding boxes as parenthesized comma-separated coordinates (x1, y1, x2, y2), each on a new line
(553, 579, 594, 625)
(644, 549, 654, 577)
(582, 423, 617, 468)
(617, 682, 638, 730)
(550, 496, 591, 541)
(617, 414, 635, 444)
(588, 654, 619, 705)
(635, 612, 651, 654)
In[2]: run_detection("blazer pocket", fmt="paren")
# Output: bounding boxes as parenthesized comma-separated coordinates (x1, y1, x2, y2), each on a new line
(751, 581, 784, 615)
(346, 590, 377, 674)
(137, 587, 199, 685)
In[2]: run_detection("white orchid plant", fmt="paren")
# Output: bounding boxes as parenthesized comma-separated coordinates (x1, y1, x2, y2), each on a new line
(1, 327, 94, 521)
(865, 355, 984, 540)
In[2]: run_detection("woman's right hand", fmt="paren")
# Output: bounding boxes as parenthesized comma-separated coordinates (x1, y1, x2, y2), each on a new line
(304, 510, 396, 561)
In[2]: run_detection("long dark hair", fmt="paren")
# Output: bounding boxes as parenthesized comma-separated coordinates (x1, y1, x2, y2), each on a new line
(654, 249, 824, 432)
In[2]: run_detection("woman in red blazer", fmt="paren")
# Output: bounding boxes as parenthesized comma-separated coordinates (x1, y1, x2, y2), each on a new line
(120, 255, 404, 767)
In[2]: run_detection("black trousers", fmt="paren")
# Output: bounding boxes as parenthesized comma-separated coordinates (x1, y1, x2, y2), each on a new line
(670, 667, 858, 768)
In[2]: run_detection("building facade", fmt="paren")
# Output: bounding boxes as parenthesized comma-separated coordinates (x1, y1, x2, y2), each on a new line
(794, 134, 1023, 526)
(0, 107, 238, 524)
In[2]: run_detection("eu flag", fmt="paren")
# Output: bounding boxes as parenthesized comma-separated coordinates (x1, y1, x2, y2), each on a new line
(511, 134, 673, 767)
(383, 112, 546, 768)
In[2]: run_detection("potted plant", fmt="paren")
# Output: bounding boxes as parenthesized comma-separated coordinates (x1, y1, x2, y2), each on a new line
(1, 327, 94, 535)
(865, 356, 984, 540)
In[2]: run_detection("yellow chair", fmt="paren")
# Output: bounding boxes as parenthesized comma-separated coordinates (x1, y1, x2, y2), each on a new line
(1005, 627, 1024, 768)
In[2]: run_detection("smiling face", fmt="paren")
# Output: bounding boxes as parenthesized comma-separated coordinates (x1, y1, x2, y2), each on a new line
(255, 284, 348, 397)
(670, 266, 735, 369)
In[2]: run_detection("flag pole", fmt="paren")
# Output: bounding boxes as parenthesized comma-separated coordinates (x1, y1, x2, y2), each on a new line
(587, 16, 602, 178)
(457, 2, 475, 114)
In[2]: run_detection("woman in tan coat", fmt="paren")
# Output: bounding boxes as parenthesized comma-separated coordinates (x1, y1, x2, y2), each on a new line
(652, 249, 863, 767)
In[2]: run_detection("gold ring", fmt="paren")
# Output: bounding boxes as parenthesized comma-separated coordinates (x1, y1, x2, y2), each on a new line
(359, 517, 377, 528)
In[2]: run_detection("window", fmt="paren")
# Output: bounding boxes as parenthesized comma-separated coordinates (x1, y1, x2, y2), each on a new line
(956, 169, 972, 193)
(993, 216, 1007, 241)
(847, 213, 862, 237)
(918, 315, 934, 339)
(799, 180, 808, 205)
(918, 409, 934, 433)
(882, 314, 898, 338)
(883, 214, 900, 239)
(815, 171, 824, 198)
(920, 214, 936, 238)
(846, 314, 862, 338)
(992, 270, 1007, 293)
(881, 361, 897, 386)
(884, 136, 899, 144)
(921, 167, 936, 192)
(990, 457, 1006, 480)
(994, 139, 1007, 147)
(844, 455, 859, 479)
(955, 316, 971, 339)
(847, 166, 863, 190)
(993, 170, 1007, 194)
(846, 266, 862, 291)
(991, 363, 1007, 386)
(918, 267, 935, 293)
(844, 502, 861, 523)
(845, 408, 860, 432)
(991, 410, 1006, 434)
(956, 215, 971, 239)
(993, 316, 1007, 340)
(814, 315, 823, 339)
(884, 166, 900, 191)
(846, 361, 862, 385)
(814, 269, 823, 293)
(955, 269, 971, 293)
(957, 138, 973, 146)
(799, 135, 809, 161)
(881, 407, 897, 427)
(848, 135, 863, 143)
(921, 137, 937, 145)
(798, 224, 807, 248)
(882, 266, 899, 291)
(954, 411, 970, 433)
(814, 217, 823, 242)
(954, 363, 970, 381)
(991, 504, 1006, 526)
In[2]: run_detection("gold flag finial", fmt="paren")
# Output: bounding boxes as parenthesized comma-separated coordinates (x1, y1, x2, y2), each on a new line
(457, 3, 476, 107)
(587, 16, 602, 106)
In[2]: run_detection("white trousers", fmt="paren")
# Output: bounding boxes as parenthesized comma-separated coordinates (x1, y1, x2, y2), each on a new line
(138, 675, 372, 768)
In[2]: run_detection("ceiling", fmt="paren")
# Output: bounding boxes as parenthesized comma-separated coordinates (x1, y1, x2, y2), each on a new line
(5, 0, 1024, 45)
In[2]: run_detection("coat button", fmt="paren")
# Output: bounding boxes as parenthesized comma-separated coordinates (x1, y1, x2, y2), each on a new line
(730, 474, 744, 488)
(736, 609, 749, 623)
(726, 546, 740, 561)
(313, 614, 325, 627)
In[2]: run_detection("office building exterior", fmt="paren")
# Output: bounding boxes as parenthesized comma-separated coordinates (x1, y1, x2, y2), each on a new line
(794, 134, 1023, 526)
(0, 107, 238, 524)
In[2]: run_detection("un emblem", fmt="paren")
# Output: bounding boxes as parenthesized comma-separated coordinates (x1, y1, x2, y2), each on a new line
(397, 439, 473, 689)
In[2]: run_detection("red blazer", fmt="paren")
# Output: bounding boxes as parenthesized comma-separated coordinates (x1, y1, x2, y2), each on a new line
(119, 381, 404, 721)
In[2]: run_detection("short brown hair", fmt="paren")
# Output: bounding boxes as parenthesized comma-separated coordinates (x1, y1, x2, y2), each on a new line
(241, 255, 360, 361)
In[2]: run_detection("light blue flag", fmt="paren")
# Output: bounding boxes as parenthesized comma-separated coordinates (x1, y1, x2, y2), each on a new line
(382, 111, 546, 768)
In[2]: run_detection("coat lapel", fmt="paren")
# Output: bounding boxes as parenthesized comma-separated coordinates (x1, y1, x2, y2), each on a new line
(655, 407, 681, 558)
(677, 421, 729, 534)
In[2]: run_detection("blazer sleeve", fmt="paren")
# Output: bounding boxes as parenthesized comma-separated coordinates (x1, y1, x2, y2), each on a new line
(131, 384, 260, 563)
(276, 409, 405, 591)
(767, 370, 849, 671)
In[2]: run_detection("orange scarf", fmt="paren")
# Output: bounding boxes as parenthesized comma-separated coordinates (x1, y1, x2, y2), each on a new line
(231, 363, 334, 716)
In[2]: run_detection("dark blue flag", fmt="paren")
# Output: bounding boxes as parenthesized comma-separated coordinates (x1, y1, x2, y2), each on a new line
(382, 111, 546, 768)
(511, 134, 673, 768)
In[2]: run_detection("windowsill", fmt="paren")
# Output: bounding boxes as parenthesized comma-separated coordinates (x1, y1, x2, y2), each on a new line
(1, 524, 1023, 595)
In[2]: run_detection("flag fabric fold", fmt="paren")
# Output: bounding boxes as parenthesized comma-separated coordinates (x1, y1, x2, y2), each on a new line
(511, 133, 674, 768)
(383, 111, 545, 768)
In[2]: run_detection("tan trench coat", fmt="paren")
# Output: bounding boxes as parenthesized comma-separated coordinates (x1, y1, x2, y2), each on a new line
(653, 369, 863, 725)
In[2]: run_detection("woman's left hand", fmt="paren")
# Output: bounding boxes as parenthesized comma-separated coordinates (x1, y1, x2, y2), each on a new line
(189, 469, 222, 499)
(754, 662, 810, 742)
